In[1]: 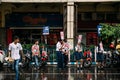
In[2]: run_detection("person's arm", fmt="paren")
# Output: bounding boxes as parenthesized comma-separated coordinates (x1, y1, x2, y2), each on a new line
(8, 44, 11, 57)
(19, 44, 25, 59)
(38, 46, 40, 57)
(8, 50, 11, 57)
(20, 50, 25, 59)
(31, 45, 36, 56)
(75, 46, 78, 52)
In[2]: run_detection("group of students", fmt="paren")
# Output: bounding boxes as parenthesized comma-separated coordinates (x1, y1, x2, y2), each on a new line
(56, 39, 92, 70)
(56, 39, 70, 69)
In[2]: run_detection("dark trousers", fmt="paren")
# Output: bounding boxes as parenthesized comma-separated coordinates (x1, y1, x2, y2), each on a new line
(56, 51, 64, 69)
(0, 62, 3, 70)
(64, 54, 68, 67)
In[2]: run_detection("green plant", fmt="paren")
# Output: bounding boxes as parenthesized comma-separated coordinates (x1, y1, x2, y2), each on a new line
(100, 23, 120, 46)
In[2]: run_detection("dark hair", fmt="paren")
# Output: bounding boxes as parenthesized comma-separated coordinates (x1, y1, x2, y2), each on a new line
(58, 38, 62, 41)
(64, 39, 67, 42)
(13, 36, 19, 41)
(34, 39, 39, 43)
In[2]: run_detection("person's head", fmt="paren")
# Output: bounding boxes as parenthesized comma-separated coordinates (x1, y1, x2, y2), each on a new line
(13, 36, 20, 43)
(58, 39, 61, 42)
(34, 39, 39, 45)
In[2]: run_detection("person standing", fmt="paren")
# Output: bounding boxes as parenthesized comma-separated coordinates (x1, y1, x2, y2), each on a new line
(74, 42, 83, 70)
(96, 41, 104, 68)
(32, 40, 40, 70)
(56, 39, 65, 69)
(8, 36, 25, 80)
(62, 39, 70, 68)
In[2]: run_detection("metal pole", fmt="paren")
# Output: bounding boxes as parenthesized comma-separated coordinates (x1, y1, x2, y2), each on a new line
(95, 46, 97, 63)
(44, 35, 47, 51)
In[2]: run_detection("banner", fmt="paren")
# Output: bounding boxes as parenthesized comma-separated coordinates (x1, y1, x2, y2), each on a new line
(97, 25, 102, 37)
(60, 31, 64, 40)
(78, 35, 82, 43)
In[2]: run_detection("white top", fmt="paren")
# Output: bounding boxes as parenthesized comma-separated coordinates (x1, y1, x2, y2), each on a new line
(56, 41, 62, 51)
(0, 50, 5, 63)
(9, 42, 23, 60)
(32, 44, 39, 55)
(62, 42, 70, 52)
(75, 45, 82, 52)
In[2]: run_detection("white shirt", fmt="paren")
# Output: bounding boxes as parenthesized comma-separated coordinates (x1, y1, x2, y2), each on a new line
(32, 44, 39, 55)
(62, 42, 70, 53)
(56, 41, 62, 51)
(75, 45, 82, 52)
(9, 42, 23, 60)
(0, 50, 5, 63)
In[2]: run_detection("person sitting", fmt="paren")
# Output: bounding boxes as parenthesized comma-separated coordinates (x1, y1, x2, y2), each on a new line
(83, 49, 92, 59)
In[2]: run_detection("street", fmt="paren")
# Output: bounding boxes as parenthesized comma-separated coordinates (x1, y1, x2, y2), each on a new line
(0, 65, 120, 80)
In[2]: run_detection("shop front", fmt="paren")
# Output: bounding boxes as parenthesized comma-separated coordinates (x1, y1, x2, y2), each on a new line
(5, 12, 63, 45)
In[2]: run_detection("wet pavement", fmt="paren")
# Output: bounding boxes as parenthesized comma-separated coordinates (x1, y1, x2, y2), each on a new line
(0, 65, 120, 80)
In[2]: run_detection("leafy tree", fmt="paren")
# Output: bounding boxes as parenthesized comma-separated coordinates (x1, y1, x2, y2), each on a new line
(100, 23, 120, 46)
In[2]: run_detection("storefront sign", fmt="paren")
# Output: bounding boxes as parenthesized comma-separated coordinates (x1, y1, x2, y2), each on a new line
(5, 13, 63, 27)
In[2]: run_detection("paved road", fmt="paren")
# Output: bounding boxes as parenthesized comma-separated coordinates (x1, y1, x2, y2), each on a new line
(0, 65, 120, 80)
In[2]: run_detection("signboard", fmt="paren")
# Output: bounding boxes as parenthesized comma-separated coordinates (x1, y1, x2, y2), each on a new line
(43, 26, 49, 35)
(5, 13, 63, 27)
(97, 25, 102, 37)
(60, 31, 64, 40)
(78, 35, 82, 43)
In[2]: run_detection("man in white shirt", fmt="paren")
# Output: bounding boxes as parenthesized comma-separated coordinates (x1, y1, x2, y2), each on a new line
(8, 36, 25, 80)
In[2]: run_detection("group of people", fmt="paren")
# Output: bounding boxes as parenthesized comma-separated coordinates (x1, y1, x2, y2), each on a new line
(56, 39, 92, 70)
(56, 39, 70, 69)
(7, 36, 43, 80)
(74, 42, 92, 69)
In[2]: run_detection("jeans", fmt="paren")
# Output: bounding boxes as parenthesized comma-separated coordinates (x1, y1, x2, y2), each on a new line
(33, 55, 39, 67)
(56, 51, 64, 69)
(12, 59, 20, 80)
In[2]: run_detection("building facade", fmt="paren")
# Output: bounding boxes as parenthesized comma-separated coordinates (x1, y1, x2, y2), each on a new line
(0, 0, 120, 48)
